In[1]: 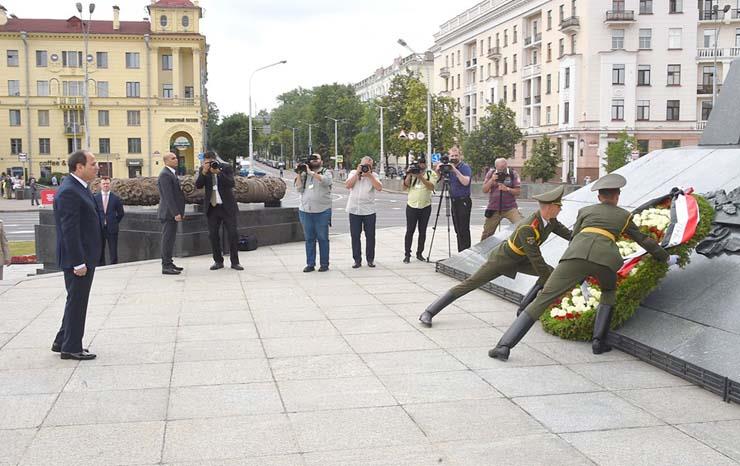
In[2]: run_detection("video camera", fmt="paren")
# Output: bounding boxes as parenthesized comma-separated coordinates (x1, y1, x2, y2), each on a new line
(438, 154, 453, 177)
(408, 157, 426, 175)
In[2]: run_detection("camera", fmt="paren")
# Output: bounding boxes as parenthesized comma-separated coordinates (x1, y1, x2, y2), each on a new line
(438, 154, 452, 176)
(295, 156, 311, 173)
(495, 169, 510, 184)
(360, 164, 370, 174)
(209, 160, 221, 170)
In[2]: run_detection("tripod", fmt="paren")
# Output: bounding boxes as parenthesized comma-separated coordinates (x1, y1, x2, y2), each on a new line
(426, 172, 452, 262)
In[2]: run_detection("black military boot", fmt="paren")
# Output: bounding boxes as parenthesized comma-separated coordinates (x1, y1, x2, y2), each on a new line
(489, 312, 536, 361)
(419, 291, 456, 327)
(516, 283, 543, 316)
(592, 304, 614, 354)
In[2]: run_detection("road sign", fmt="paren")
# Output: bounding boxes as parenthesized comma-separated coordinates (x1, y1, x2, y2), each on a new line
(431, 153, 441, 164)
(337, 155, 343, 163)
(18, 153, 27, 162)
(416, 132, 425, 140)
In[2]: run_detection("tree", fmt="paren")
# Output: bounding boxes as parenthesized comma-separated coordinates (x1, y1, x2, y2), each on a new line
(463, 101, 523, 173)
(352, 103, 380, 168)
(209, 113, 250, 162)
(604, 130, 637, 173)
(522, 135, 560, 182)
(206, 101, 220, 148)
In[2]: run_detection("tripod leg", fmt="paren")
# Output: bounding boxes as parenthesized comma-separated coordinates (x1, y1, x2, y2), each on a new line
(426, 180, 447, 262)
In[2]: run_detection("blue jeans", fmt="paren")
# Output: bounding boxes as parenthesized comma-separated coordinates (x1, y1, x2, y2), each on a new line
(299, 209, 331, 267)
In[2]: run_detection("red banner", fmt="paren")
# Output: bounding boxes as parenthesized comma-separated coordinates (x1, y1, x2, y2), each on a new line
(40, 189, 55, 206)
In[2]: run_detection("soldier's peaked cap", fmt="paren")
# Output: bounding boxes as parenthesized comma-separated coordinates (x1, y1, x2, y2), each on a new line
(532, 185, 565, 205)
(590, 173, 626, 192)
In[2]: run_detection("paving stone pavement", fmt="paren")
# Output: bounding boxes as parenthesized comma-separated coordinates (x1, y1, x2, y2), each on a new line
(1, 226, 739, 465)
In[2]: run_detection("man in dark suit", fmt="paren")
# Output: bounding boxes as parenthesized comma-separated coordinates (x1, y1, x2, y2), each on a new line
(95, 176, 125, 265)
(51, 150, 103, 361)
(195, 151, 243, 270)
(157, 152, 186, 275)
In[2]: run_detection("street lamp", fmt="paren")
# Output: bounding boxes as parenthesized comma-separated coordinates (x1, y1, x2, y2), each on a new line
(376, 104, 388, 179)
(398, 38, 432, 162)
(76, 2, 95, 150)
(326, 117, 346, 171)
(248, 60, 287, 176)
(298, 120, 318, 155)
(712, 4, 732, 110)
(289, 127, 298, 165)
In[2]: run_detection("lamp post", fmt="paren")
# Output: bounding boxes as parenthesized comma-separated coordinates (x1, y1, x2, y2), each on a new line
(248, 60, 286, 176)
(375, 104, 388, 179)
(326, 117, 346, 171)
(299, 121, 318, 155)
(398, 38, 432, 161)
(712, 4, 732, 110)
(290, 127, 297, 166)
(76, 2, 95, 150)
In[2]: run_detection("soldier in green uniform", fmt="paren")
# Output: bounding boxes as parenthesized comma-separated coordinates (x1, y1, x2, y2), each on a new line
(489, 173, 679, 361)
(419, 185, 572, 327)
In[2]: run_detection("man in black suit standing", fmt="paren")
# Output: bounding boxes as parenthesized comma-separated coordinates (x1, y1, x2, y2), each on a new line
(95, 176, 125, 265)
(157, 152, 186, 275)
(51, 150, 103, 361)
(195, 151, 243, 270)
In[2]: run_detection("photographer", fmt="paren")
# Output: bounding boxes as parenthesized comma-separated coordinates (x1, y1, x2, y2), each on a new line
(346, 156, 382, 268)
(481, 158, 522, 241)
(195, 151, 243, 271)
(436, 146, 473, 252)
(295, 154, 333, 272)
(403, 157, 438, 263)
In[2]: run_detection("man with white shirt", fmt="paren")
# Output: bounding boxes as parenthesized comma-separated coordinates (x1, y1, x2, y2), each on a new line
(345, 156, 383, 268)
(51, 150, 103, 360)
(94, 176, 125, 265)
(157, 152, 186, 275)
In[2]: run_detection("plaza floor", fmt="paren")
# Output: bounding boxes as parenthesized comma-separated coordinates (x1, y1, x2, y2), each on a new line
(1, 227, 739, 465)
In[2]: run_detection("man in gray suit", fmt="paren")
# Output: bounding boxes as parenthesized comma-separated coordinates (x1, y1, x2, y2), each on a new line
(157, 152, 186, 275)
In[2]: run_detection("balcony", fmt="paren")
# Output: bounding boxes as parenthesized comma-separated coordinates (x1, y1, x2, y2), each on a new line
(56, 97, 84, 108)
(487, 47, 501, 60)
(465, 57, 478, 69)
(697, 84, 721, 94)
(465, 83, 477, 94)
(697, 121, 707, 130)
(157, 98, 197, 106)
(559, 16, 580, 32)
(605, 10, 635, 23)
(522, 63, 542, 79)
(524, 32, 542, 48)
(64, 123, 84, 135)
(439, 66, 450, 78)
(697, 47, 740, 61)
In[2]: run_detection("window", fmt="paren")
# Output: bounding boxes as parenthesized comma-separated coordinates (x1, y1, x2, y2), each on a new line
(182, 15, 190, 28)
(662, 140, 680, 149)
(613, 0, 625, 9)
(546, 106, 552, 124)
(62, 81, 84, 96)
(450, 76, 454, 89)
(612, 29, 625, 49)
(513, 54, 517, 72)
(669, 0, 683, 13)
(667, 64, 681, 85)
(99, 138, 111, 154)
(37, 80, 50, 96)
(162, 54, 173, 71)
(571, 0, 577, 16)
(8, 80, 20, 96)
(62, 51, 82, 67)
(513, 26, 518, 44)
(559, 4, 564, 20)
(185, 86, 194, 98)
(9, 109, 21, 126)
(668, 28, 682, 49)
(160, 15, 168, 27)
(570, 34, 576, 54)
(564, 102, 570, 123)
(457, 74, 460, 89)
(125, 52, 140, 69)
(39, 138, 50, 155)
(97, 81, 109, 97)
(522, 141, 528, 159)
(38, 110, 49, 127)
(559, 38, 565, 56)
(704, 29, 716, 48)
(611, 99, 625, 120)
(547, 42, 552, 61)
(564, 67, 571, 89)
(637, 100, 650, 120)
(128, 137, 142, 153)
(666, 100, 680, 120)
(7, 50, 18, 67)
(126, 81, 141, 97)
(98, 110, 109, 126)
(512, 83, 517, 101)
(547, 10, 552, 30)
(639, 29, 652, 49)
(495, 33, 500, 47)
(503, 85, 508, 102)
(503, 58, 508, 75)
(612, 64, 625, 85)
(701, 100, 713, 120)
(36, 50, 47, 67)
(127, 110, 141, 126)
(639, 0, 653, 14)
(546, 74, 552, 94)
(10, 138, 22, 154)
(504, 30, 508, 47)
(532, 50, 538, 65)
(637, 140, 649, 155)
(96, 52, 108, 69)
(67, 138, 81, 154)
(638, 65, 651, 85)
(457, 50, 460, 65)
(736, 28, 740, 47)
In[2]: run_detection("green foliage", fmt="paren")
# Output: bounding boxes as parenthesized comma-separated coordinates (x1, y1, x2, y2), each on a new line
(352, 104, 380, 168)
(206, 101, 220, 144)
(540, 195, 715, 341)
(604, 130, 638, 173)
(522, 135, 560, 182)
(209, 113, 250, 162)
(463, 101, 522, 173)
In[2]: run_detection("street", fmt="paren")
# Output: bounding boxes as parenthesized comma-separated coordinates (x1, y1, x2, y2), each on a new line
(0, 211, 38, 241)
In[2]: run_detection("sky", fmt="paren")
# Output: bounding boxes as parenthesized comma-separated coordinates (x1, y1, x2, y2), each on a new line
(4, 0, 469, 117)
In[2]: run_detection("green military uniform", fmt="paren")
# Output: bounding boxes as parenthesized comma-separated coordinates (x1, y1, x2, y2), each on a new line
(420, 186, 571, 327)
(490, 174, 672, 360)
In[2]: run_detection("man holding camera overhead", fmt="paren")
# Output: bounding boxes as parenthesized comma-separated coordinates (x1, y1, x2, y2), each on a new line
(195, 151, 243, 271)
(403, 157, 438, 263)
(481, 158, 523, 241)
(346, 156, 383, 268)
(436, 146, 473, 252)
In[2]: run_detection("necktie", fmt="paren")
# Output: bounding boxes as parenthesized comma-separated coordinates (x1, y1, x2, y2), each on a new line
(103, 194, 109, 214)
(210, 174, 217, 207)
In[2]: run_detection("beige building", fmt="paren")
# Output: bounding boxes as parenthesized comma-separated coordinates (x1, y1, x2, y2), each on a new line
(354, 53, 435, 101)
(433, 0, 708, 183)
(0, 0, 206, 180)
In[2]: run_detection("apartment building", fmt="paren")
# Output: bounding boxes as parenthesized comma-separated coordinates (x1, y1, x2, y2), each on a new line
(354, 53, 435, 102)
(0, 0, 206, 180)
(433, 0, 703, 183)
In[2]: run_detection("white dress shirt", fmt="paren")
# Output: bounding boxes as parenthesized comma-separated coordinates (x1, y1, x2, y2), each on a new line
(346, 170, 378, 216)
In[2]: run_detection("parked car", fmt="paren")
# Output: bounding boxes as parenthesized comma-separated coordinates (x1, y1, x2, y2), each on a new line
(239, 167, 267, 177)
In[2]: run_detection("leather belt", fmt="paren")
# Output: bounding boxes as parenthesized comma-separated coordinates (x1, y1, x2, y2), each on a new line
(580, 227, 616, 242)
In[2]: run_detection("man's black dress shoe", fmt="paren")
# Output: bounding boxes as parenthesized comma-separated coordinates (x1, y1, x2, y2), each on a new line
(171, 264, 184, 271)
(303, 266, 315, 273)
(51, 343, 89, 353)
(318, 266, 329, 272)
(61, 352, 96, 361)
(162, 268, 180, 275)
(210, 263, 224, 270)
(231, 264, 244, 271)
(352, 262, 361, 269)
(367, 262, 376, 268)
(416, 252, 426, 262)
(403, 256, 410, 263)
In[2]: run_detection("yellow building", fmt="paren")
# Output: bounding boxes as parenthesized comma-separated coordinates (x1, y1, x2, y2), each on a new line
(0, 0, 206, 180)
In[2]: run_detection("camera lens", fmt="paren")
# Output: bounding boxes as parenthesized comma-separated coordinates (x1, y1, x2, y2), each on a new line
(361, 165, 370, 173)
(210, 160, 220, 170)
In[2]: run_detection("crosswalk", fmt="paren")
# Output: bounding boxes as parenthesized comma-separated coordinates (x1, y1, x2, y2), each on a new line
(0, 212, 39, 241)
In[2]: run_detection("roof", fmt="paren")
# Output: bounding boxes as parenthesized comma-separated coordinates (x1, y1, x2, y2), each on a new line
(151, 0, 196, 8)
(0, 16, 151, 35)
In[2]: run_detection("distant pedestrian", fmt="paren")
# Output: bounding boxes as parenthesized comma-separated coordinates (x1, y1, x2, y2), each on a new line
(51, 175, 58, 186)
(0, 219, 10, 280)
(4, 176, 13, 199)
(0, 174, 5, 198)
(29, 177, 39, 206)
(94, 177, 125, 265)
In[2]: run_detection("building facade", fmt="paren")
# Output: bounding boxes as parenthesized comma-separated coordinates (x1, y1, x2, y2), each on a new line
(0, 0, 207, 181)
(433, 0, 709, 183)
(354, 53, 435, 101)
